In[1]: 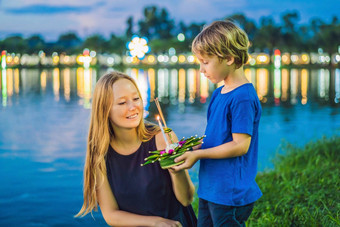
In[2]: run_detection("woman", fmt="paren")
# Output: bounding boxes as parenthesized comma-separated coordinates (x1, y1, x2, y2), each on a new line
(76, 72, 197, 227)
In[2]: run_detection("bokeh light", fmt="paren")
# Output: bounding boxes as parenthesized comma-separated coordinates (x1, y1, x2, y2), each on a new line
(127, 35, 150, 60)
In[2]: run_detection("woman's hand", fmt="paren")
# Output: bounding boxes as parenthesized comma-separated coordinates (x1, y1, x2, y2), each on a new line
(153, 218, 182, 227)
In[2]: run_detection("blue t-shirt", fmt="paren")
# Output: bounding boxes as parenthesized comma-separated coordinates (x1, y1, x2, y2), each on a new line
(198, 83, 262, 206)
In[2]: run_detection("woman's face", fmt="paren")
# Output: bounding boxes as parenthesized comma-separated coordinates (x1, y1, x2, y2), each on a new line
(109, 79, 143, 131)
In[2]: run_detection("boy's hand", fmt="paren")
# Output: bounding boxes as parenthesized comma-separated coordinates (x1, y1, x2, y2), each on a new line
(171, 151, 199, 171)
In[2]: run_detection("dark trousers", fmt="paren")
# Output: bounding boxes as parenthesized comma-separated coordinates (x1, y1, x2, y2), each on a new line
(197, 198, 254, 227)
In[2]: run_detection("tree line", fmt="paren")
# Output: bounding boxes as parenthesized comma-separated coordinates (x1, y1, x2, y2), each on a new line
(0, 6, 339, 56)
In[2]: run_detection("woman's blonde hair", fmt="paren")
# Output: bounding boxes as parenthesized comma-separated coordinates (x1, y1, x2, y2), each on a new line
(75, 71, 159, 217)
(192, 20, 249, 69)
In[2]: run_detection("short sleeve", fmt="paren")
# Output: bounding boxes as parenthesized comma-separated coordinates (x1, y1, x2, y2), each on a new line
(231, 100, 255, 136)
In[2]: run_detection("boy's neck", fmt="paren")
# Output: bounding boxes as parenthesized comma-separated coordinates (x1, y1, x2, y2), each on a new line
(222, 66, 249, 93)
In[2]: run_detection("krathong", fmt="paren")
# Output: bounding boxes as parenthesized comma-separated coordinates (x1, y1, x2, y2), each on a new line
(141, 98, 204, 169)
(141, 132, 204, 169)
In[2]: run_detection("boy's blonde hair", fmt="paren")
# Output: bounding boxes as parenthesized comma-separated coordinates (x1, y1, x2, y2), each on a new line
(192, 20, 249, 69)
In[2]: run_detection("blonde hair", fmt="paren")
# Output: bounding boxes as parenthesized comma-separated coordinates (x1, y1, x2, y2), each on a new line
(75, 71, 159, 217)
(192, 20, 249, 69)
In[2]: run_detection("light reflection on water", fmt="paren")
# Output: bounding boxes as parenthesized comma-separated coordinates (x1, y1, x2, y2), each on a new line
(2, 67, 339, 108)
(0, 66, 339, 226)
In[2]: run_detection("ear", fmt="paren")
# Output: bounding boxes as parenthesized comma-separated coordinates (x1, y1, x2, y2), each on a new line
(225, 56, 235, 65)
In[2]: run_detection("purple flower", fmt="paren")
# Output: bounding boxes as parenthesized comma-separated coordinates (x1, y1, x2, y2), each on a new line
(178, 141, 186, 146)
(168, 149, 174, 154)
(160, 150, 166, 155)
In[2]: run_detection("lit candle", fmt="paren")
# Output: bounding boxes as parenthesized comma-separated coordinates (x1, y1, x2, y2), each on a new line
(155, 98, 167, 128)
(157, 115, 169, 147)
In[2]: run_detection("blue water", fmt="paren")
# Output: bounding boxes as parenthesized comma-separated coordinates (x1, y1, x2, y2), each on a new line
(0, 67, 339, 226)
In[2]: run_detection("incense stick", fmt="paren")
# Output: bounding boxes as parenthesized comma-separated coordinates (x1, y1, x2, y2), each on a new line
(155, 98, 167, 128)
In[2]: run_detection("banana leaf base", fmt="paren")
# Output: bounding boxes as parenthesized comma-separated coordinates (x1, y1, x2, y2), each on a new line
(159, 153, 185, 169)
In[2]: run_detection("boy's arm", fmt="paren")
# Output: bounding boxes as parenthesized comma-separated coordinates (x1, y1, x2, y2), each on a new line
(172, 133, 251, 171)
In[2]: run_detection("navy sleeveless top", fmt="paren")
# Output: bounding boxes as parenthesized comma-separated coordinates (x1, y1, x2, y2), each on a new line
(105, 136, 197, 227)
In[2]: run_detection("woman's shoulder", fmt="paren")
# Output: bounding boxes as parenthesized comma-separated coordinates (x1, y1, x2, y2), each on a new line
(155, 130, 177, 151)
(155, 132, 167, 150)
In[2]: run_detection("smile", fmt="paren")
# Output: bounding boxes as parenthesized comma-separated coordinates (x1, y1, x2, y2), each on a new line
(127, 113, 138, 119)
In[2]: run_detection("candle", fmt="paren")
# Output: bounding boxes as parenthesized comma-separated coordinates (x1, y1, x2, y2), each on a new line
(157, 115, 169, 147)
(155, 98, 167, 128)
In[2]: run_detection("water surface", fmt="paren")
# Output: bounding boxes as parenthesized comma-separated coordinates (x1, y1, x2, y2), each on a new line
(1, 66, 339, 226)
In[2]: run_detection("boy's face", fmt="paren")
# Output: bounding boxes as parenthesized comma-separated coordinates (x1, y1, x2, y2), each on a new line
(195, 52, 233, 84)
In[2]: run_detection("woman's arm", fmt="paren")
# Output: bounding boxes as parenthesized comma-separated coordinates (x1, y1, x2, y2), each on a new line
(155, 132, 195, 207)
(168, 169, 195, 207)
(96, 170, 181, 227)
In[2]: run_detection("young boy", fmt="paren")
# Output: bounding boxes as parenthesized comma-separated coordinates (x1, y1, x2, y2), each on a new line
(172, 20, 262, 226)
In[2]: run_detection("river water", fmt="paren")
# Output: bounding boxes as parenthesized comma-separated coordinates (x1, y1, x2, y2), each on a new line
(0, 66, 339, 226)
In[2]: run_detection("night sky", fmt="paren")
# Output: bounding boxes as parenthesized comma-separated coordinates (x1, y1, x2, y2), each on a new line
(1, 0, 338, 41)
